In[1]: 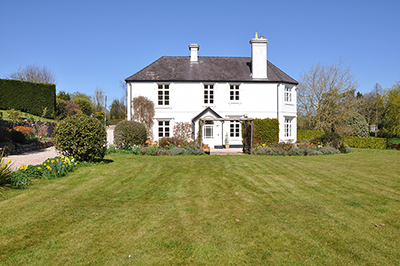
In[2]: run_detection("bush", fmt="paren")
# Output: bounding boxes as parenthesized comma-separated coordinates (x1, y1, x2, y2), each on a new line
(157, 149, 170, 156)
(343, 136, 387, 149)
(10, 129, 26, 144)
(13, 126, 35, 140)
(114, 121, 147, 148)
(170, 147, 187, 156)
(183, 145, 204, 155)
(297, 130, 324, 141)
(317, 147, 340, 155)
(345, 113, 369, 137)
(0, 126, 10, 142)
(253, 118, 279, 144)
(52, 114, 107, 162)
(253, 147, 276, 155)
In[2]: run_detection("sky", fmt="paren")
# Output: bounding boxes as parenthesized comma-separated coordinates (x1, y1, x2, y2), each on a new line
(1, 0, 399, 108)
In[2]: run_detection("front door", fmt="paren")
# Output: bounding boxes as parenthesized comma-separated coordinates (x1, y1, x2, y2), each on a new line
(203, 123, 214, 148)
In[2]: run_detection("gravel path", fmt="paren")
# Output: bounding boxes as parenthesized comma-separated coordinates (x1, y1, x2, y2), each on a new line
(4, 126, 115, 171)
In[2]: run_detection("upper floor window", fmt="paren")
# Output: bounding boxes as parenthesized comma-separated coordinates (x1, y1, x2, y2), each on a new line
(230, 120, 241, 138)
(230, 85, 239, 101)
(204, 84, 214, 104)
(284, 86, 292, 102)
(284, 118, 292, 137)
(158, 84, 169, 105)
(158, 120, 170, 137)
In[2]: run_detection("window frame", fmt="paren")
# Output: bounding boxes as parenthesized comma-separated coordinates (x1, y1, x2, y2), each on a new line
(229, 120, 241, 138)
(204, 84, 214, 104)
(284, 118, 292, 138)
(229, 84, 240, 101)
(158, 84, 170, 106)
(284, 86, 292, 103)
(158, 120, 171, 137)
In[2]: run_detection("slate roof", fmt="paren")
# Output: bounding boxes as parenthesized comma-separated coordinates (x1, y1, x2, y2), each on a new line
(125, 56, 298, 84)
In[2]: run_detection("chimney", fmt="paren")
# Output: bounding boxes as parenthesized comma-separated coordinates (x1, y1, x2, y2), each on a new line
(249, 32, 268, 79)
(189, 43, 199, 62)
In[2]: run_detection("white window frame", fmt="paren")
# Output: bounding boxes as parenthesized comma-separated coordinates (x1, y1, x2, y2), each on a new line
(229, 84, 240, 101)
(230, 120, 241, 138)
(203, 120, 214, 139)
(284, 86, 292, 102)
(158, 120, 171, 137)
(284, 117, 293, 138)
(204, 84, 214, 104)
(158, 84, 170, 106)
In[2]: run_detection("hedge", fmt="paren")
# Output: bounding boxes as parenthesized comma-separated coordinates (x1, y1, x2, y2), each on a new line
(253, 118, 279, 144)
(0, 79, 55, 118)
(297, 130, 324, 141)
(343, 136, 387, 149)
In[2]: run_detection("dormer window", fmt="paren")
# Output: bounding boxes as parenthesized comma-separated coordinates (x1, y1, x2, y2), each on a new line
(204, 84, 214, 104)
(158, 84, 169, 105)
(230, 85, 240, 101)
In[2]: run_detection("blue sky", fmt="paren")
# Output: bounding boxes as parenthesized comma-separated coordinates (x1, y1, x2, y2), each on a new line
(1, 0, 399, 108)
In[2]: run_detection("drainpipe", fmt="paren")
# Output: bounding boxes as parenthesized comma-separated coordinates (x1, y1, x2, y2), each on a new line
(221, 121, 224, 148)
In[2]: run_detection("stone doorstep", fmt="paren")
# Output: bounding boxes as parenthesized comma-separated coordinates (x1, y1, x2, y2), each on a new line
(210, 148, 244, 155)
(0, 141, 53, 156)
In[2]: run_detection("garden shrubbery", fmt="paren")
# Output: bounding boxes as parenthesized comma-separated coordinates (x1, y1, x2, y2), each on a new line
(114, 120, 147, 148)
(52, 114, 107, 162)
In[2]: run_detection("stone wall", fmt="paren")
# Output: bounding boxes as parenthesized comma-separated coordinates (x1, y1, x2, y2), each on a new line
(0, 140, 53, 156)
(0, 119, 56, 137)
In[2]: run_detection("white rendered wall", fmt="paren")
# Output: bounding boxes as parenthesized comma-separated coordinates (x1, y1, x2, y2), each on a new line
(127, 81, 297, 144)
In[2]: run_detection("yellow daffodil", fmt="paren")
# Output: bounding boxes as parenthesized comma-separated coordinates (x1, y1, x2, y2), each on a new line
(1, 165, 5, 169)
(51, 160, 54, 163)
(44, 163, 46, 166)
(38, 167, 41, 170)
(7, 160, 11, 164)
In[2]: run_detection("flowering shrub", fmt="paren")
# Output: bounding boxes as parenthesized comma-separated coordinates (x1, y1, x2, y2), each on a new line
(173, 122, 192, 141)
(13, 126, 35, 140)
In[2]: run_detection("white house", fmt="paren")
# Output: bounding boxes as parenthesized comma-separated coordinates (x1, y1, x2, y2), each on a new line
(125, 33, 298, 148)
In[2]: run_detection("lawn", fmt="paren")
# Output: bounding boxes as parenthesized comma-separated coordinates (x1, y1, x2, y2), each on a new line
(0, 109, 56, 122)
(1, 149, 399, 265)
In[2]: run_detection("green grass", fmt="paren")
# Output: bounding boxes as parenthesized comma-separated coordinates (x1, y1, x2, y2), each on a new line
(1, 149, 400, 265)
(0, 109, 56, 122)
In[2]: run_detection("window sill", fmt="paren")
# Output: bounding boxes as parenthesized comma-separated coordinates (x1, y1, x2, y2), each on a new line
(284, 102, 295, 106)
(155, 106, 172, 109)
(228, 101, 241, 105)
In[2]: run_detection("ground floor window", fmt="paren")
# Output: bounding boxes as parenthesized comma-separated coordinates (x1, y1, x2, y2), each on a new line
(204, 121, 214, 139)
(230, 120, 241, 138)
(284, 118, 292, 138)
(158, 120, 170, 137)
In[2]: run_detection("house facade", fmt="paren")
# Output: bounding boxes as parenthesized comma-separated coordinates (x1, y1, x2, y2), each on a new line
(125, 33, 298, 148)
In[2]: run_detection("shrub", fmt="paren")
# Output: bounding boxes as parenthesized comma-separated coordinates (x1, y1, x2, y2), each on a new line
(183, 145, 204, 155)
(345, 113, 369, 137)
(157, 149, 171, 156)
(13, 126, 35, 140)
(253, 147, 276, 155)
(0, 126, 10, 142)
(253, 118, 279, 144)
(95, 111, 105, 121)
(159, 136, 184, 149)
(10, 129, 26, 144)
(114, 121, 147, 148)
(170, 147, 187, 156)
(140, 146, 158, 156)
(297, 130, 324, 141)
(343, 136, 387, 149)
(52, 114, 107, 162)
(173, 122, 192, 141)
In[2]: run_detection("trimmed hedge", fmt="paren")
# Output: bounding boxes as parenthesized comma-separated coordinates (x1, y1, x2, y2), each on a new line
(0, 79, 55, 118)
(343, 136, 387, 149)
(253, 118, 279, 143)
(297, 130, 324, 141)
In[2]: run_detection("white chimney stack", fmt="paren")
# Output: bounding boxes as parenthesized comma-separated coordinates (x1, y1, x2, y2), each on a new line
(249, 32, 268, 79)
(189, 43, 199, 62)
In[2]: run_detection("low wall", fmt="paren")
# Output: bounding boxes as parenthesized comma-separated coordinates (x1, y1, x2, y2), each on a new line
(0, 140, 53, 156)
(0, 119, 56, 137)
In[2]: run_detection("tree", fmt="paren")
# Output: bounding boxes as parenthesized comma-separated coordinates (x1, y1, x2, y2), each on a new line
(71, 92, 93, 116)
(297, 58, 359, 131)
(56, 90, 71, 102)
(110, 98, 126, 119)
(131, 96, 155, 139)
(92, 86, 105, 113)
(381, 81, 400, 137)
(5, 64, 57, 84)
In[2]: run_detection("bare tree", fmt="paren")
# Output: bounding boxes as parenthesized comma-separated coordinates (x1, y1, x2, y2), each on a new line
(357, 83, 384, 129)
(297, 58, 359, 131)
(132, 96, 155, 139)
(92, 86, 105, 112)
(5, 64, 57, 84)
